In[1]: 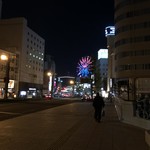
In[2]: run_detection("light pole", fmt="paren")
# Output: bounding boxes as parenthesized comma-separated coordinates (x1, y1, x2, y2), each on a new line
(47, 72, 52, 95)
(0, 54, 10, 99)
(70, 80, 74, 97)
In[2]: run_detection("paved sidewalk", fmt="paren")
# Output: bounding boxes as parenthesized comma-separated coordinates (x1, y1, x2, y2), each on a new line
(0, 102, 148, 150)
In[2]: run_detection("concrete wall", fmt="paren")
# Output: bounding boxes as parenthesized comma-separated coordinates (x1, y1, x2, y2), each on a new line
(114, 97, 150, 130)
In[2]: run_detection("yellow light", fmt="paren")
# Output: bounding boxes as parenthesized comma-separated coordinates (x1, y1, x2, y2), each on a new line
(47, 72, 53, 93)
(47, 72, 52, 76)
(70, 80, 74, 84)
(0, 54, 8, 61)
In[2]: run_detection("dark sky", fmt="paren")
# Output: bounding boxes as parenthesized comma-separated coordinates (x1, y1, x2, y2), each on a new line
(1, 0, 114, 76)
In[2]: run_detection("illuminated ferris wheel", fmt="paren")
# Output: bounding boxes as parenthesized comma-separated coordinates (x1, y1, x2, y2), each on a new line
(77, 56, 93, 78)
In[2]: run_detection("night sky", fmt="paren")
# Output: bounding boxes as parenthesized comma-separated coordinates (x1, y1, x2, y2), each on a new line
(1, 0, 114, 76)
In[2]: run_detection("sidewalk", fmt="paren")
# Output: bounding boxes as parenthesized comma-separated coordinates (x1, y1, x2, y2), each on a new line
(0, 101, 148, 150)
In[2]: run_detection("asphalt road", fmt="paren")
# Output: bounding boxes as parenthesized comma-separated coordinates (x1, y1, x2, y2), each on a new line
(0, 98, 79, 121)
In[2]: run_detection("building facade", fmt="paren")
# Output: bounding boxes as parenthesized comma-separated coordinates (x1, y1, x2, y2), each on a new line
(43, 55, 56, 95)
(0, 49, 17, 98)
(97, 49, 108, 91)
(115, 0, 150, 101)
(0, 17, 45, 98)
(114, 0, 150, 128)
(105, 26, 115, 93)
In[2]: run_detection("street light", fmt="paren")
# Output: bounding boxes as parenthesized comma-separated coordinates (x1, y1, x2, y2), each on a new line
(47, 72, 52, 95)
(0, 55, 8, 61)
(70, 80, 74, 97)
(0, 54, 10, 99)
(69, 80, 74, 85)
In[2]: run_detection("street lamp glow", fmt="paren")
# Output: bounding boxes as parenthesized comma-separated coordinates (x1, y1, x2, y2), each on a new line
(0, 54, 8, 60)
(70, 80, 74, 85)
(70, 80, 75, 96)
(47, 72, 52, 93)
(47, 72, 52, 76)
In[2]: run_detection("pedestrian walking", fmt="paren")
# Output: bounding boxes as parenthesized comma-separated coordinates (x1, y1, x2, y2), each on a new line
(93, 92, 105, 122)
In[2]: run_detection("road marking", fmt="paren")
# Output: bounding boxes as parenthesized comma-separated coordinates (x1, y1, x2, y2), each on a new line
(0, 111, 21, 115)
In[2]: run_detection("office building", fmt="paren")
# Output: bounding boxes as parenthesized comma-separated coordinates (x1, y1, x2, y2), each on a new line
(105, 26, 115, 92)
(114, 0, 150, 128)
(97, 49, 108, 91)
(115, 0, 150, 100)
(0, 17, 45, 98)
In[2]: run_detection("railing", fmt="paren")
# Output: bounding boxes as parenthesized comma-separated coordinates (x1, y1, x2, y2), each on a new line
(135, 99, 150, 120)
(114, 96, 123, 120)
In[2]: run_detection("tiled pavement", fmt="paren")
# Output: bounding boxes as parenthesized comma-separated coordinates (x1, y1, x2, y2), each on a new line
(0, 101, 148, 150)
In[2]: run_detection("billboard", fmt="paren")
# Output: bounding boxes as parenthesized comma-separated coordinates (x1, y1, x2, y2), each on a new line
(105, 26, 115, 37)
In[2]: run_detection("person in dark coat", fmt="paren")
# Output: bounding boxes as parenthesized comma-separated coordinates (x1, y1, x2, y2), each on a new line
(93, 92, 105, 122)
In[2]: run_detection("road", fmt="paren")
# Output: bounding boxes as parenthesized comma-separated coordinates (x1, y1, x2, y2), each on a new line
(0, 98, 79, 121)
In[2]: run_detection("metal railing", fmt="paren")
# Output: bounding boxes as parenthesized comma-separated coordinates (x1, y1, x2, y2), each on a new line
(135, 98, 150, 120)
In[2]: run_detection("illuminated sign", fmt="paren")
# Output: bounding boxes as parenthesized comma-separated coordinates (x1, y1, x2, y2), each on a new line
(98, 49, 108, 59)
(105, 26, 115, 37)
(8, 80, 14, 88)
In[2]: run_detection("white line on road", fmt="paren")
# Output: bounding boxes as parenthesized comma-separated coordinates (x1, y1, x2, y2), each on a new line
(0, 111, 21, 115)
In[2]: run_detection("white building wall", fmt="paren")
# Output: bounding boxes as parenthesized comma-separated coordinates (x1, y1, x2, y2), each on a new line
(20, 25, 44, 84)
(0, 17, 45, 94)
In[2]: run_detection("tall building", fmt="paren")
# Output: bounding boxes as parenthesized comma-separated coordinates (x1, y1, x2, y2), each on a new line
(0, 17, 45, 98)
(43, 55, 56, 95)
(114, 0, 150, 128)
(115, 0, 150, 100)
(97, 49, 108, 91)
(105, 26, 115, 92)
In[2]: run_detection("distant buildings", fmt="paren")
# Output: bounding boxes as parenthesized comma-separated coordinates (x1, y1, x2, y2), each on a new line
(0, 17, 45, 98)
(97, 49, 108, 91)
(97, 49, 108, 77)
(43, 55, 56, 95)
(56, 76, 75, 97)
